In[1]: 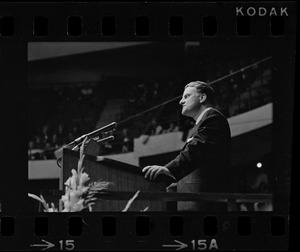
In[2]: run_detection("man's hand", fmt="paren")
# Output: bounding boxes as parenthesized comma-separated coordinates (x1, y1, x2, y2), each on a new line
(142, 165, 174, 180)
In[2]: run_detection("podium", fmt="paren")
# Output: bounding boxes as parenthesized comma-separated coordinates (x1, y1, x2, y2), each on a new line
(60, 146, 172, 211)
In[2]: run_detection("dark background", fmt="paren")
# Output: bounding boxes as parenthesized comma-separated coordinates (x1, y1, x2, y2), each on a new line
(0, 1, 295, 219)
(0, 2, 295, 251)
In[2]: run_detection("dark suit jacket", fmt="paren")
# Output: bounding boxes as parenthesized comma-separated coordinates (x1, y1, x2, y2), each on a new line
(165, 108, 233, 193)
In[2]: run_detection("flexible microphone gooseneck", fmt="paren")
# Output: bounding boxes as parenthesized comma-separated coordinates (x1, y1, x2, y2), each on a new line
(65, 122, 117, 147)
(56, 122, 117, 168)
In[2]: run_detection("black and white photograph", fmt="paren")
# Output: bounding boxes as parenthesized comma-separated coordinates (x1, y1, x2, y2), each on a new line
(0, 2, 296, 251)
(27, 40, 280, 212)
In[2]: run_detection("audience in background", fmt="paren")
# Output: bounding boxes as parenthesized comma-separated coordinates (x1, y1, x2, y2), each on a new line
(27, 53, 273, 212)
(28, 58, 272, 160)
(145, 119, 163, 136)
(163, 122, 179, 134)
(103, 141, 113, 155)
(121, 128, 133, 153)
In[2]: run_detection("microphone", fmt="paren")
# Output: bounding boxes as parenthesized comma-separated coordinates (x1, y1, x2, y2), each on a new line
(71, 135, 115, 151)
(96, 135, 114, 144)
(58, 122, 117, 167)
(86, 122, 117, 138)
(67, 122, 117, 146)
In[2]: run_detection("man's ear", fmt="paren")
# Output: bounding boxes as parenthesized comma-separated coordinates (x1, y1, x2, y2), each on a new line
(199, 93, 207, 103)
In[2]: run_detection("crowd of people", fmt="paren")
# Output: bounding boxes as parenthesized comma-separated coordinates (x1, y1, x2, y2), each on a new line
(28, 122, 82, 160)
(205, 57, 272, 117)
(28, 78, 189, 160)
(28, 56, 272, 160)
(28, 83, 102, 160)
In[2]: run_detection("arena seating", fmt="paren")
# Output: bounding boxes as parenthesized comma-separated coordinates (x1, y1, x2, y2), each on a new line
(28, 55, 272, 160)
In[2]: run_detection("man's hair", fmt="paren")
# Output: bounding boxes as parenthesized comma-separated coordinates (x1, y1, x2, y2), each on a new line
(185, 81, 214, 103)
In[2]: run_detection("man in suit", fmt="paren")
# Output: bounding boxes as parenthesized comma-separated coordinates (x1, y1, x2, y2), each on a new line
(142, 81, 233, 211)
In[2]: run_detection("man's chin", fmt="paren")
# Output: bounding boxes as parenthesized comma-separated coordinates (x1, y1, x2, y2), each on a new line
(181, 109, 188, 116)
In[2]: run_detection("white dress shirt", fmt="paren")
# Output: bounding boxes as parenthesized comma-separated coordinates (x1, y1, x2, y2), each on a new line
(195, 107, 213, 125)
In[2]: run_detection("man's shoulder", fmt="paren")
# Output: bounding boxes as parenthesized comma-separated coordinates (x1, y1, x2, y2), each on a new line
(202, 108, 230, 129)
(205, 108, 227, 120)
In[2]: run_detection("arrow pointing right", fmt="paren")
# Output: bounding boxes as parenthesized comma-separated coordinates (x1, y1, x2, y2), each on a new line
(162, 240, 188, 251)
(30, 239, 55, 251)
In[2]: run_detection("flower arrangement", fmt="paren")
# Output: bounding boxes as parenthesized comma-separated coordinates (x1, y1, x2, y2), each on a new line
(29, 137, 142, 212)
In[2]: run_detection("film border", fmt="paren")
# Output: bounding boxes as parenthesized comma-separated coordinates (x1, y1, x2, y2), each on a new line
(0, 1, 296, 251)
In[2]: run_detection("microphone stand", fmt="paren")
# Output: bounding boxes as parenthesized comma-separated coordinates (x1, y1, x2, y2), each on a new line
(56, 122, 117, 168)
(71, 135, 115, 151)
(64, 122, 117, 148)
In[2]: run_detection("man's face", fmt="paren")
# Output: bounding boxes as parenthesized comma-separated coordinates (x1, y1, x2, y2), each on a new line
(179, 86, 201, 117)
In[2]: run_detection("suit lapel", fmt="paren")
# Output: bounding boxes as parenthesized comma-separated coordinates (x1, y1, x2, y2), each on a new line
(181, 124, 200, 150)
(181, 109, 215, 150)
(197, 108, 214, 127)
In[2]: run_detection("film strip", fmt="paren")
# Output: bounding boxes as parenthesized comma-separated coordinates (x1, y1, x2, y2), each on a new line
(0, 1, 295, 251)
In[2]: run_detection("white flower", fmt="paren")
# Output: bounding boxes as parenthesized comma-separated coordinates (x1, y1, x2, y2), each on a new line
(64, 169, 79, 190)
(70, 169, 78, 189)
(72, 198, 85, 212)
(69, 190, 82, 203)
(29, 137, 118, 213)
(79, 172, 90, 188)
